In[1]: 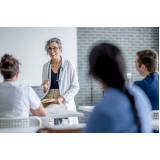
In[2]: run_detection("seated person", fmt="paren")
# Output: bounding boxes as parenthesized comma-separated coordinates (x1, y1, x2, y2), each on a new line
(0, 54, 46, 118)
(134, 49, 159, 110)
(37, 43, 152, 133)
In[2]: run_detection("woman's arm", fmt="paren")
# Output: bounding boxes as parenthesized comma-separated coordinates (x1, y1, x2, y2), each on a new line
(30, 103, 46, 117)
(28, 87, 46, 116)
(62, 63, 80, 103)
(41, 63, 50, 93)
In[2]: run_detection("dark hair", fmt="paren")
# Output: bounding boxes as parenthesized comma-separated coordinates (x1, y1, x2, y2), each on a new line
(0, 54, 21, 79)
(137, 49, 158, 72)
(89, 43, 142, 132)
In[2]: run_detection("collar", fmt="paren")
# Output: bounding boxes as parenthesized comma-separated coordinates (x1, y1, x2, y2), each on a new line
(61, 56, 65, 68)
(147, 72, 159, 77)
(47, 56, 65, 69)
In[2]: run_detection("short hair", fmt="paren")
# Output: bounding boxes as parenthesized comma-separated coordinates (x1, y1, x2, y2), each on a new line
(45, 38, 62, 53)
(136, 49, 158, 72)
(0, 54, 21, 79)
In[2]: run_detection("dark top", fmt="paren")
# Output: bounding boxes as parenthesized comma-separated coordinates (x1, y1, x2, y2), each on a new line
(134, 72, 159, 110)
(50, 69, 60, 89)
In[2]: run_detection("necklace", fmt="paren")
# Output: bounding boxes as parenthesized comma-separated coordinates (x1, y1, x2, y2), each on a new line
(51, 58, 62, 68)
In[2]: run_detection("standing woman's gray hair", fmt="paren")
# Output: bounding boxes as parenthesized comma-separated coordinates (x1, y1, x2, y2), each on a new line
(45, 38, 63, 53)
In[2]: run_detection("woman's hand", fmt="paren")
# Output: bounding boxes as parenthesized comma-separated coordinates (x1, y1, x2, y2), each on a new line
(43, 79, 50, 92)
(52, 97, 65, 104)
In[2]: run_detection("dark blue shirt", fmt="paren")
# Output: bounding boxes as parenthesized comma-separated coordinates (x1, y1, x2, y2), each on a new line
(82, 85, 152, 133)
(50, 69, 60, 89)
(134, 73, 159, 110)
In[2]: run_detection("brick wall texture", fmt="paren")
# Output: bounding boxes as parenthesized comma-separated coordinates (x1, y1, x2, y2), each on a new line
(32, 27, 159, 123)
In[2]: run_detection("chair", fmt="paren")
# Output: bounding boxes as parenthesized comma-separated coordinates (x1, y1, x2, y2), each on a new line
(0, 117, 42, 128)
(151, 110, 159, 120)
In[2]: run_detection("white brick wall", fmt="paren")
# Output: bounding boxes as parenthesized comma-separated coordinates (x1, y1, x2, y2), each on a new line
(32, 27, 159, 123)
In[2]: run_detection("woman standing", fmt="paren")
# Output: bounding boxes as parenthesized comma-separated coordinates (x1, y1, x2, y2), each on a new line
(41, 38, 79, 124)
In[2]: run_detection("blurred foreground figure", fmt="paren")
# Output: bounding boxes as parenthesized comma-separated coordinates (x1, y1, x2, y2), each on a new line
(37, 43, 153, 133)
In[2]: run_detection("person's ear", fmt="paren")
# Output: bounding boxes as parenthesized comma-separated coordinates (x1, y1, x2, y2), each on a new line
(16, 72, 19, 78)
(141, 64, 146, 71)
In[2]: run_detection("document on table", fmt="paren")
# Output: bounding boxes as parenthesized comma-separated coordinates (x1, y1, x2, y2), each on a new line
(41, 99, 56, 103)
(45, 111, 54, 115)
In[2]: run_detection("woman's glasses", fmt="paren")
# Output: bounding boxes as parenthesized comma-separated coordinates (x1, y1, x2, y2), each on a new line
(47, 47, 59, 52)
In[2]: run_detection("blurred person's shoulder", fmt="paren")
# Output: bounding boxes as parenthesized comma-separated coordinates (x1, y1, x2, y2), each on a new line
(127, 84, 152, 110)
(94, 87, 131, 112)
(127, 84, 146, 97)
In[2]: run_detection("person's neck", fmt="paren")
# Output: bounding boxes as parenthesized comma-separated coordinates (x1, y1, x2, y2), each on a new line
(4, 78, 16, 82)
(52, 56, 61, 65)
(143, 70, 158, 78)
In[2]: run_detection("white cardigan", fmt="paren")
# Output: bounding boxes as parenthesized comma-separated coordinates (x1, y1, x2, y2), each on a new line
(41, 56, 80, 124)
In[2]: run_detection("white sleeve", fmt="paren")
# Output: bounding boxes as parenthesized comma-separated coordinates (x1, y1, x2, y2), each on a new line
(63, 63, 80, 103)
(28, 87, 41, 110)
(41, 64, 45, 93)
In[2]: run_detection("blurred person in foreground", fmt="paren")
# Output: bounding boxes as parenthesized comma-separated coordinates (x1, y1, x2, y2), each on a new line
(37, 42, 152, 133)
(134, 49, 159, 111)
(0, 54, 46, 118)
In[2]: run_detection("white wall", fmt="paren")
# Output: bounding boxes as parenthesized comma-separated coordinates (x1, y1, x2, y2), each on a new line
(0, 27, 77, 86)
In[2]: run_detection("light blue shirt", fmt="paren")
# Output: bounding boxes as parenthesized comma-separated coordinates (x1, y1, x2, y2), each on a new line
(83, 85, 152, 133)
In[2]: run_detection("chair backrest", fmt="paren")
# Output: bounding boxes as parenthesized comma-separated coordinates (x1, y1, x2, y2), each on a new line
(0, 117, 42, 128)
(151, 110, 159, 120)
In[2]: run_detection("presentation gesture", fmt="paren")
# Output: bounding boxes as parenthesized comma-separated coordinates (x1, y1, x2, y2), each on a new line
(43, 79, 50, 92)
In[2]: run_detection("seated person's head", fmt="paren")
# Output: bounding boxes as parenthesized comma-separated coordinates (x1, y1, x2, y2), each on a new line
(135, 49, 158, 77)
(0, 54, 21, 81)
(89, 42, 126, 89)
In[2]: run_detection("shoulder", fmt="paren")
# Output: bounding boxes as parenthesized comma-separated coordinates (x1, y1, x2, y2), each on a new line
(150, 73, 159, 81)
(134, 79, 146, 88)
(11, 83, 31, 95)
(128, 84, 151, 107)
(95, 87, 131, 113)
(64, 59, 75, 68)
(127, 84, 145, 97)
(43, 60, 51, 68)
(15, 84, 35, 95)
(20, 85, 32, 93)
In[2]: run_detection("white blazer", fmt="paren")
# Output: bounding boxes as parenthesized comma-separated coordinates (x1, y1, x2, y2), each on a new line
(41, 56, 80, 124)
